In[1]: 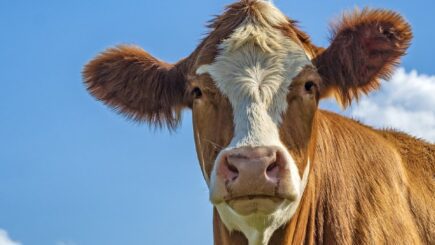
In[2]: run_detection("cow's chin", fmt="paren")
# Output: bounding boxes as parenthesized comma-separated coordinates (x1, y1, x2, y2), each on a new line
(227, 196, 284, 216)
(215, 197, 301, 245)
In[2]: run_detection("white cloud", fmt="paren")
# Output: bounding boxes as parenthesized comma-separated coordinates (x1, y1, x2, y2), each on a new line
(0, 229, 20, 245)
(324, 68, 435, 143)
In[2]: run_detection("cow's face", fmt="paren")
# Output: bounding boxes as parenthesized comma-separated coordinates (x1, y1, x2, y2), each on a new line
(83, 1, 411, 244)
(188, 2, 320, 240)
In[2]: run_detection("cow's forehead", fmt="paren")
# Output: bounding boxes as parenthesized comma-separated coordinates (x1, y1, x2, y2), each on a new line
(195, 1, 313, 102)
(195, 1, 312, 148)
(195, 0, 313, 89)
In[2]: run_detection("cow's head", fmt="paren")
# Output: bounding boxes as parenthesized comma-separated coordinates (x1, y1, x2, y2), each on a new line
(83, 1, 411, 244)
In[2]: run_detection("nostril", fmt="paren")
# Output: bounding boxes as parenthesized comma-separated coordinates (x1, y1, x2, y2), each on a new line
(266, 161, 280, 180)
(227, 163, 239, 174)
(226, 162, 239, 181)
(266, 162, 278, 172)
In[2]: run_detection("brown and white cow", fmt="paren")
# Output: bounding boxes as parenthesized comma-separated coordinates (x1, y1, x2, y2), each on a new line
(83, 1, 434, 244)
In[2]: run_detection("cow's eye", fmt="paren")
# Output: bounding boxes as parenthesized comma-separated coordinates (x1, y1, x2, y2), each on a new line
(304, 81, 316, 93)
(191, 87, 203, 99)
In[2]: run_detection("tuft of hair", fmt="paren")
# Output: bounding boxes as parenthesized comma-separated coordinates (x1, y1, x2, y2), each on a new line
(201, 0, 319, 60)
(316, 8, 412, 107)
(83, 45, 187, 129)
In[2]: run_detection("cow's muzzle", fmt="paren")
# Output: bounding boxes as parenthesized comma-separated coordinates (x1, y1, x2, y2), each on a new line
(210, 146, 299, 215)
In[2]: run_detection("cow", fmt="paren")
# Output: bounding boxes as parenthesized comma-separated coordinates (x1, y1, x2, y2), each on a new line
(82, 1, 434, 244)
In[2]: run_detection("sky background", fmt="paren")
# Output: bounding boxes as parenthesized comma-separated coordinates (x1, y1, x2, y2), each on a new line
(0, 1, 434, 244)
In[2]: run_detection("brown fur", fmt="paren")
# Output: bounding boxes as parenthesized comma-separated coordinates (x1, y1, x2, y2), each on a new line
(211, 111, 434, 244)
(315, 9, 412, 107)
(83, 1, 434, 244)
(83, 45, 189, 128)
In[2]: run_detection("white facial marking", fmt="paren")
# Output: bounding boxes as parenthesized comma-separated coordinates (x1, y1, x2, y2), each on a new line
(197, 14, 311, 149)
(197, 1, 312, 244)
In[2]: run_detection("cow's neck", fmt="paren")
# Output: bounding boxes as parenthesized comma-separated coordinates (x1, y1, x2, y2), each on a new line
(212, 170, 317, 245)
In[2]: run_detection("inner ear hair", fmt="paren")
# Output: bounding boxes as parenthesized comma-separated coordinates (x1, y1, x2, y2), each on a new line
(315, 8, 412, 107)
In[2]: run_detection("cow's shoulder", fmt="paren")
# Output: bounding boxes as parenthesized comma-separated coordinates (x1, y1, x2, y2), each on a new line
(313, 110, 431, 244)
(377, 129, 435, 243)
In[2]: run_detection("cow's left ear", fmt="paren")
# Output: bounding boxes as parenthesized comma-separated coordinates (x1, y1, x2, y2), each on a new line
(314, 9, 412, 107)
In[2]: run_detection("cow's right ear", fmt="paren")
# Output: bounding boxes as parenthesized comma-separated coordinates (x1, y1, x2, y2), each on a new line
(83, 45, 189, 129)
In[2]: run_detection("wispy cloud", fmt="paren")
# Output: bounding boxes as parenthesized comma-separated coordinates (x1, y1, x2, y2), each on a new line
(0, 229, 20, 245)
(326, 67, 435, 143)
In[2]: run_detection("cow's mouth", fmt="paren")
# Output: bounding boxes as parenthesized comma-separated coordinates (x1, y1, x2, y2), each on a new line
(226, 195, 285, 215)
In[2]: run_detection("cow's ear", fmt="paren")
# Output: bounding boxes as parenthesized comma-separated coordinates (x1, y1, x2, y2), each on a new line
(314, 9, 412, 107)
(83, 45, 189, 129)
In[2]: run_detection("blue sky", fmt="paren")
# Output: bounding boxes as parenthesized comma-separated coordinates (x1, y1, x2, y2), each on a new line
(0, 1, 434, 244)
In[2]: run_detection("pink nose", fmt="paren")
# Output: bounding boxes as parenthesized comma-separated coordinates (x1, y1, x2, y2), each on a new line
(211, 146, 294, 204)
(224, 147, 280, 183)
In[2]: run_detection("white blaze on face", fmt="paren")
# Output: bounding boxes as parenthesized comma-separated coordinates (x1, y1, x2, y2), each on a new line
(197, 14, 311, 149)
(196, 1, 312, 244)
